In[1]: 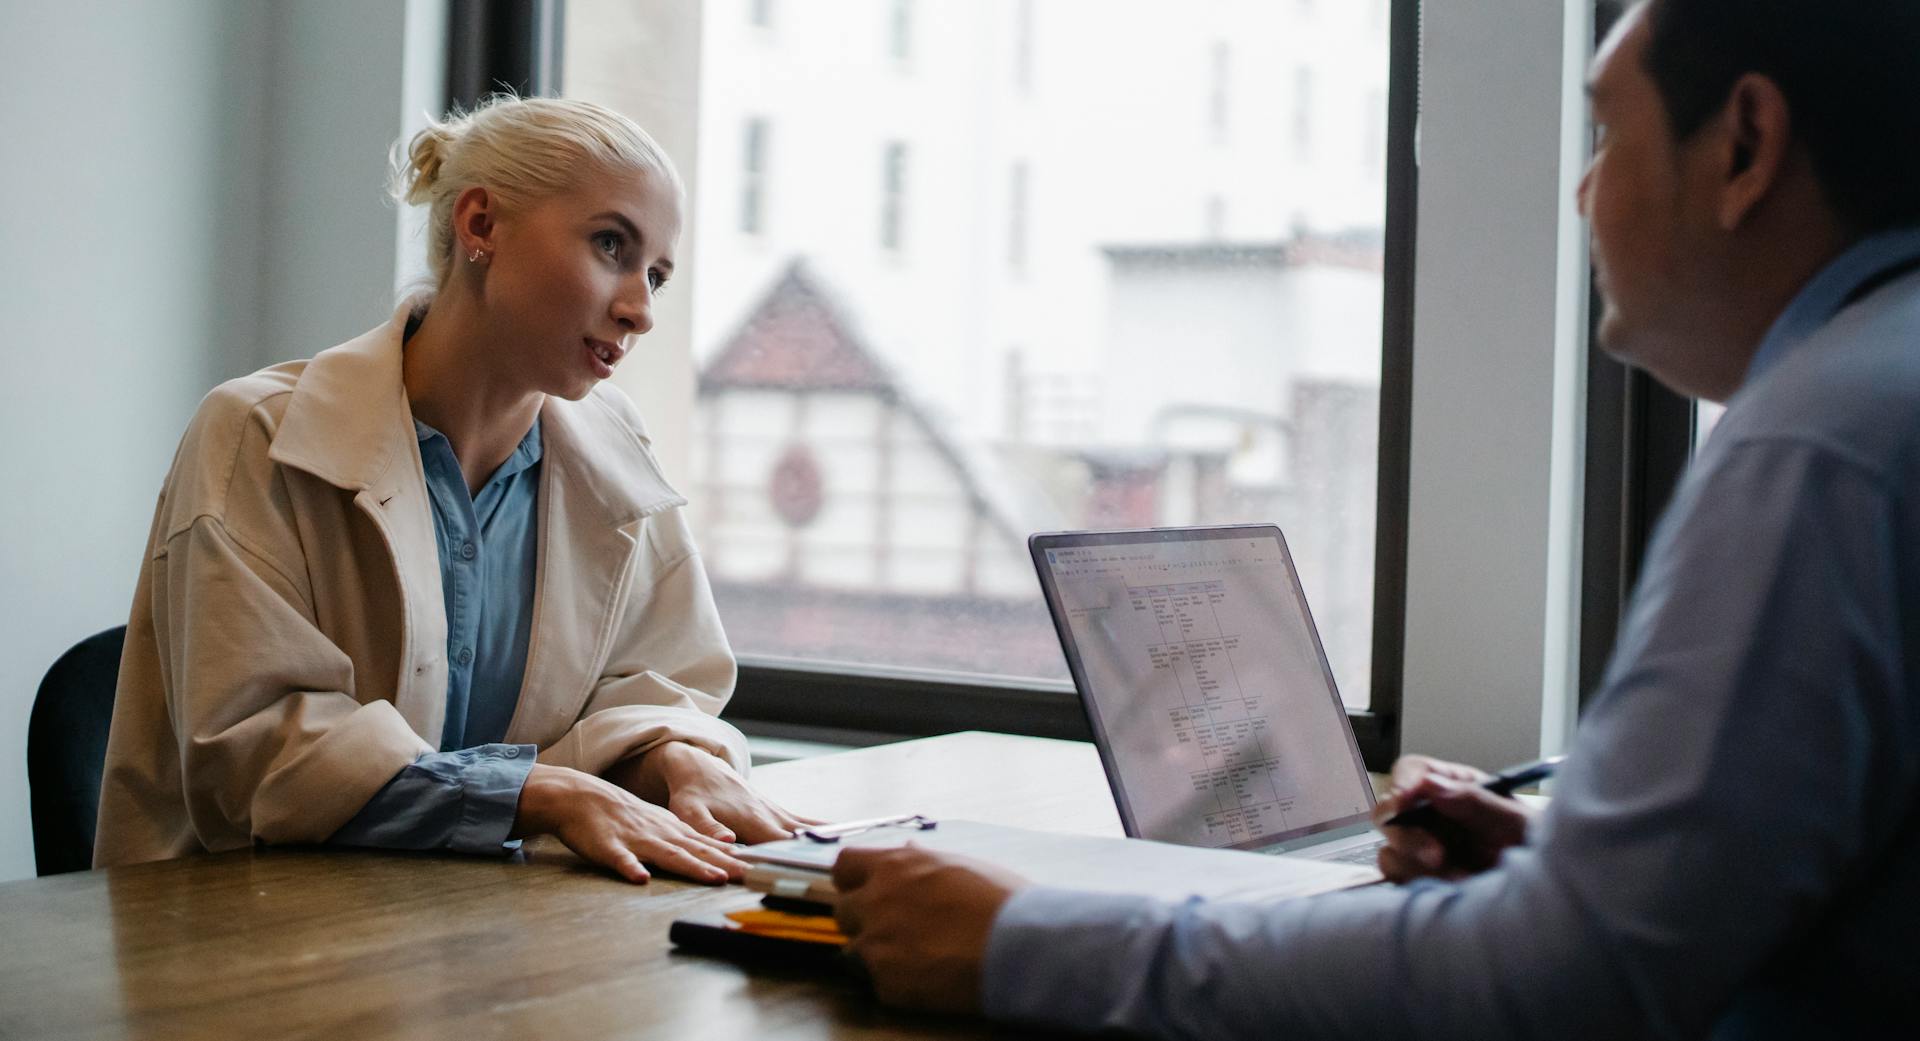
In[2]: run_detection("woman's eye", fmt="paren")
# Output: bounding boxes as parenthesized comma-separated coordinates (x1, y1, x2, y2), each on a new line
(593, 231, 622, 258)
(649, 270, 668, 293)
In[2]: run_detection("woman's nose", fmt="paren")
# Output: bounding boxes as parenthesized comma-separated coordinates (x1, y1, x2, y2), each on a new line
(612, 283, 653, 336)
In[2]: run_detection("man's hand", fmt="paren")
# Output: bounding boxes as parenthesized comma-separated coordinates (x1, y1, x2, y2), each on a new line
(607, 741, 818, 844)
(832, 845, 1029, 1014)
(511, 763, 749, 884)
(1371, 755, 1536, 882)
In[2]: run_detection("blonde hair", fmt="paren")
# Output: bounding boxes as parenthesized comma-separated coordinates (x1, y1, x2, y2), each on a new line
(392, 95, 683, 287)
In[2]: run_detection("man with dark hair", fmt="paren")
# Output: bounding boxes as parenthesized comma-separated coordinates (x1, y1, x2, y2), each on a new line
(830, 1, 1920, 1036)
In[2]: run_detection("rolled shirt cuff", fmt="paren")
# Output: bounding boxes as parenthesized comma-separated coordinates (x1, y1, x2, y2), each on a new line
(329, 743, 538, 856)
(448, 743, 538, 855)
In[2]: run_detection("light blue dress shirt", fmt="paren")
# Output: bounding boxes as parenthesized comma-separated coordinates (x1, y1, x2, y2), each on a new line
(329, 418, 544, 855)
(982, 229, 1920, 1039)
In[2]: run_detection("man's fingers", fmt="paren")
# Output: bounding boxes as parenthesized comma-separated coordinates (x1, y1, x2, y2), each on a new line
(1387, 754, 1436, 793)
(834, 893, 866, 937)
(832, 846, 886, 891)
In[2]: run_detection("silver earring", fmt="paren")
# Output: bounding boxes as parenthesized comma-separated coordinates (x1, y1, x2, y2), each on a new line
(468, 248, 487, 263)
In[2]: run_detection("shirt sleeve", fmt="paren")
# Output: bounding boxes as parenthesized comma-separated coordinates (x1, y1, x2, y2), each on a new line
(328, 744, 538, 856)
(981, 437, 1913, 1040)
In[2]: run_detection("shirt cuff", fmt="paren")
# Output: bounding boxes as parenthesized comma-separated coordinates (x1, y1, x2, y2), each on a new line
(981, 887, 1177, 1030)
(448, 743, 538, 855)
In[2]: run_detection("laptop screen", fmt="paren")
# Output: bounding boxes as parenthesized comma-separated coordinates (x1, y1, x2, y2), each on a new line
(1031, 526, 1374, 852)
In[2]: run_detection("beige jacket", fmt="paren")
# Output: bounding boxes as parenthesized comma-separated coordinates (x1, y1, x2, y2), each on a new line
(95, 309, 748, 868)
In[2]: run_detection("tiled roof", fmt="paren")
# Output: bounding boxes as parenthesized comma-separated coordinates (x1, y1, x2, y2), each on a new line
(699, 259, 895, 392)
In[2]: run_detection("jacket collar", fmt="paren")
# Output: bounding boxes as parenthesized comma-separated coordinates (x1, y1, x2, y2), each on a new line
(267, 301, 686, 525)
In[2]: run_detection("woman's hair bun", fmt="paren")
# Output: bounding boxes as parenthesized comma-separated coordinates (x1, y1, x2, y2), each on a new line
(395, 122, 459, 206)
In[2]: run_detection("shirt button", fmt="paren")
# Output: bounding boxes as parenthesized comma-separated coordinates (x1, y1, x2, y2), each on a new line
(460, 541, 477, 560)
(457, 647, 474, 666)
(503, 747, 521, 759)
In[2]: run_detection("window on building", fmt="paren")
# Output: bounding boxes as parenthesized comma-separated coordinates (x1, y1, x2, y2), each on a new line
(741, 117, 768, 235)
(880, 141, 908, 252)
(1008, 161, 1029, 273)
(1293, 66, 1315, 158)
(889, 0, 913, 63)
(750, 0, 772, 29)
(1014, 0, 1036, 93)
(1208, 41, 1231, 144)
(563, 0, 1401, 724)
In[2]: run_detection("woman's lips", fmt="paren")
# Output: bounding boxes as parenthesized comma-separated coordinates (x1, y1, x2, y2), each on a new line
(585, 338, 623, 379)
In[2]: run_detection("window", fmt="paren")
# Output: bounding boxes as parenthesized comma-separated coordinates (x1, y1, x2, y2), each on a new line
(561, 0, 1408, 757)
(1293, 66, 1315, 158)
(749, 0, 772, 29)
(888, 0, 913, 63)
(1208, 41, 1231, 144)
(1013, 0, 1035, 93)
(741, 117, 768, 235)
(880, 141, 907, 252)
(1008, 161, 1029, 273)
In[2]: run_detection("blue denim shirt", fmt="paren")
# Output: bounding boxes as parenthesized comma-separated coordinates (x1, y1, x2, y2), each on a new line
(329, 418, 544, 855)
(982, 230, 1920, 1039)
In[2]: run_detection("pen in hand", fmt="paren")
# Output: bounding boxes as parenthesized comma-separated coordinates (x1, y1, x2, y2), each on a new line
(1381, 754, 1566, 832)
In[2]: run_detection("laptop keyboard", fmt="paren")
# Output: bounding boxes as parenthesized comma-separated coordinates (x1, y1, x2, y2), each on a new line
(1323, 841, 1384, 867)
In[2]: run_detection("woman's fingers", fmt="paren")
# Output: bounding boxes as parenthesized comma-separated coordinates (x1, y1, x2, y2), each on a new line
(640, 837, 734, 884)
(622, 819, 747, 883)
(727, 803, 801, 844)
(678, 802, 738, 844)
(611, 847, 650, 884)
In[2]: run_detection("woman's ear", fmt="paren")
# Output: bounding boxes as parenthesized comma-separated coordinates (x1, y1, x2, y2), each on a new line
(451, 185, 497, 256)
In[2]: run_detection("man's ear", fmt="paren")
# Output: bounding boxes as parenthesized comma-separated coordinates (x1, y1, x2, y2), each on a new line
(451, 185, 497, 254)
(1715, 73, 1793, 231)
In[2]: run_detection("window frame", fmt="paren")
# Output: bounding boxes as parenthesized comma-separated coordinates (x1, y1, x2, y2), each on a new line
(447, 0, 564, 105)
(464, 0, 1421, 773)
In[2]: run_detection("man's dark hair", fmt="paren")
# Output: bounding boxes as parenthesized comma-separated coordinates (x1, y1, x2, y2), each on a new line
(1641, 0, 1920, 233)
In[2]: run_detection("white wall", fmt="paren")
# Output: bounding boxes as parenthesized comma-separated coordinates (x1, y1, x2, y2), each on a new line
(0, 0, 418, 883)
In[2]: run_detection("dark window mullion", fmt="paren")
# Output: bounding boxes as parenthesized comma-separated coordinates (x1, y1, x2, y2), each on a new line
(1579, 311, 1695, 711)
(447, 0, 565, 112)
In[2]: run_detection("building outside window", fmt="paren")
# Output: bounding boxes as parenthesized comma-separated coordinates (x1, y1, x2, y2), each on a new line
(567, 0, 1392, 709)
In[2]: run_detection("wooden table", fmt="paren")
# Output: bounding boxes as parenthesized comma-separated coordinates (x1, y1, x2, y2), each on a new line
(0, 732, 1123, 1040)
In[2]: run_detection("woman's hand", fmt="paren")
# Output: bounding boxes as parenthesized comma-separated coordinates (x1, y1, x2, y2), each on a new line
(511, 763, 748, 884)
(1371, 754, 1536, 883)
(609, 741, 819, 844)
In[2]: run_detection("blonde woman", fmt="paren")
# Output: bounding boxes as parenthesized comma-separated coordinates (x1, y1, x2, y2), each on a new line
(95, 96, 806, 884)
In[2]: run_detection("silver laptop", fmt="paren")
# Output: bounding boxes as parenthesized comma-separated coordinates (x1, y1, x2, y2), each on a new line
(1030, 525, 1384, 868)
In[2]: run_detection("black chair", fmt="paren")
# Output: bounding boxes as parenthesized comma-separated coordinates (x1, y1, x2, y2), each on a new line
(27, 626, 125, 875)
